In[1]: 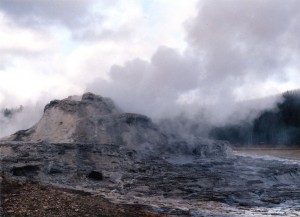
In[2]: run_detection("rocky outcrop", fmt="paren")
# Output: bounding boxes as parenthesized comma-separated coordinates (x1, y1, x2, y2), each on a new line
(2, 93, 300, 216)
(4, 92, 231, 159)
(6, 93, 167, 152)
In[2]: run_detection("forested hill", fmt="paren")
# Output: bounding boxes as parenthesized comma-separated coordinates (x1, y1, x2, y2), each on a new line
(210, 90, 300, 147)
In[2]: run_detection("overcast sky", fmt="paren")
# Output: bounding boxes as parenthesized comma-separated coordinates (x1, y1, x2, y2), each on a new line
(0, 0, 197, 106)
(1, 0, 300, 119)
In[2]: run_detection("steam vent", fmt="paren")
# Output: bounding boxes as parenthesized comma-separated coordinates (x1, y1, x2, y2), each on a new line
(1, 93, 300, 216)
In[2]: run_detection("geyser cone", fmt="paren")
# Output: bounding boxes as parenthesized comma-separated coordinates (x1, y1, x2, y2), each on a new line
(6, 93, 167, 150)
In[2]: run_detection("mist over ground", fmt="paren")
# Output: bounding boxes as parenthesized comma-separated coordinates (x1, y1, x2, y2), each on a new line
(0, 104, 44, 139)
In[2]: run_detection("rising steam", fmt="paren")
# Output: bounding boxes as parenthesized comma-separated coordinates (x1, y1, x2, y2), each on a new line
(87, 0, 300, 125)
(2, 0, 300, 139)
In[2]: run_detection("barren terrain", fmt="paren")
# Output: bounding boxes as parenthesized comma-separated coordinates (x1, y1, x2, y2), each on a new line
(1, 94, 300, 216)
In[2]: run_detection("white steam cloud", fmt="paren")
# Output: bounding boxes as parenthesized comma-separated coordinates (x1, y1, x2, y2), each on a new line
(0, 92, 54, 139)
(0, 104, 43, 139)
(87, 0, 300, 124)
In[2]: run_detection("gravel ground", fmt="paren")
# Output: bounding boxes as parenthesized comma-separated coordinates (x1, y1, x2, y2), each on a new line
(0, 177, 167, 217)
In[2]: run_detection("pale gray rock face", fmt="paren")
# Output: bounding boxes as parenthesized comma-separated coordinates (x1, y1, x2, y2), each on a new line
(6, 93, 167, 150)
(6, 92, 122, 143)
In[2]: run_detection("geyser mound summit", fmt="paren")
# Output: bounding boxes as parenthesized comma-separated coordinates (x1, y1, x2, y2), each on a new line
(4, 92, 231, 158)
(8, 93, 166, 149)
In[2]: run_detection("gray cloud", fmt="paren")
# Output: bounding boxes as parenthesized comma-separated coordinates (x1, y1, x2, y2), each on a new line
(0, 0, 96, 27)
(73, 26, 132, 42)
(0, 0, 131, 42)
(87, 0, 300, 125)
(187, 0, 300, 82)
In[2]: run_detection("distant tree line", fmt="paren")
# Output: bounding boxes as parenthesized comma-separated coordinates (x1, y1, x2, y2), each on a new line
(210, 90, 300, 147)
(1, 106, 23, 118)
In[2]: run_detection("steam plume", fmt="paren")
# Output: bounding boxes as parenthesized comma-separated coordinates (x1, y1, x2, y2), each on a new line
(87, 1, 300, 125)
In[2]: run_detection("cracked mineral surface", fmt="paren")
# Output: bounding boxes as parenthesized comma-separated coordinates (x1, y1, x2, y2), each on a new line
(1, 93, 300, 216)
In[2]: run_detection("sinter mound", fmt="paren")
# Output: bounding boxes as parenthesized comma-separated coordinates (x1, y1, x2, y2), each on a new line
(5, 92, 231, 157)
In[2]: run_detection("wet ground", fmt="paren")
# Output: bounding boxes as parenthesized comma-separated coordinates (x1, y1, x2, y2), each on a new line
(232, 148, 300, 216)
(234, 147, 300, 161)
(2, 143, 300, 217)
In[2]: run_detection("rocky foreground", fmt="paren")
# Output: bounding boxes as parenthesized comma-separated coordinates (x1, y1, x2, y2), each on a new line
(0, 177, 164, 217)
(1, 93, 300, 216)
(1, 142, 300, 216)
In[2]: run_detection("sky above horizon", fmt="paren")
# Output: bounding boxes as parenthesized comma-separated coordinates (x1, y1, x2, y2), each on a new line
(0, 0, 198, 106)
(1, 0, 300, 119)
